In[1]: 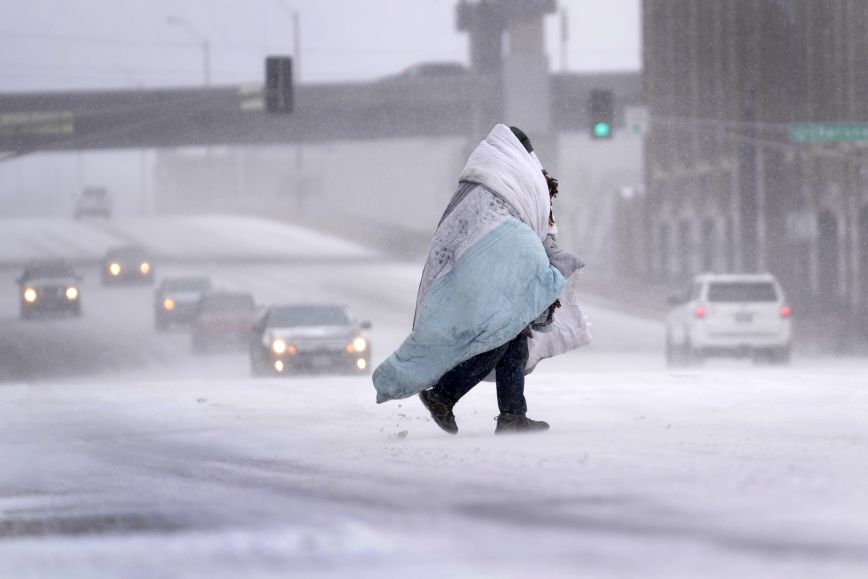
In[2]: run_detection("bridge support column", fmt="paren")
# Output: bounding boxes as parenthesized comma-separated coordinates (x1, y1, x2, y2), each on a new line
(458, 0, 557, 166)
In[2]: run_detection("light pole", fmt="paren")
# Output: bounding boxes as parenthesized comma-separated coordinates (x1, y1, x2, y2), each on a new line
(276, 1, 301, 80)
(166, 15, 213, 210)
(114, 64, 150, 215)
(165, 15, 211, 86)
(275, 2, 304, 213)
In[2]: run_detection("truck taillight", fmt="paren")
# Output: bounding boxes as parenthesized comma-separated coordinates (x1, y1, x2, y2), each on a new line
(694, 306, 706, 319)
(780, 306, 792, 318)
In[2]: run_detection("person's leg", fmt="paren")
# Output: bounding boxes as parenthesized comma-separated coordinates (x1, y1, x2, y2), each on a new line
(494, 334, 528, 415)
(433, 342, 509, 406)
(494, 333, 550, 433)
(420, 342, 509, 435)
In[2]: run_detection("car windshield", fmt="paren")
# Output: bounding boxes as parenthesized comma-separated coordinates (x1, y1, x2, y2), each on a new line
(707, 282, 778, 303)
(200, 294, 254, 313)
(108, 247, 147, 260)
(165, 278, 210, 292)
(24, 261, 75, 279)
(269, 306, 350, 327)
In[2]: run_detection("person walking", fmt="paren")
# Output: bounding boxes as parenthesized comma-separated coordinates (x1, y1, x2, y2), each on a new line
(372, 124, 586, 434)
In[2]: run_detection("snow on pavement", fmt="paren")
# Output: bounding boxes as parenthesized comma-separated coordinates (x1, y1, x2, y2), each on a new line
(1, 359, 867, 578)
(2, 215, 867, 578)
(0, 215, 378, 265)
(0, 219, 122, 265)
(101, 214, 378, 261)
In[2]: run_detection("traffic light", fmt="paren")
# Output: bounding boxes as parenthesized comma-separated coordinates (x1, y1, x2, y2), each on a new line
(589, 89, 614, 139)
(265, 56, 293, 114)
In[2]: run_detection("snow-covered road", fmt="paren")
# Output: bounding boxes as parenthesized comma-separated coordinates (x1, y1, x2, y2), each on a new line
(1, 216, 867, 578)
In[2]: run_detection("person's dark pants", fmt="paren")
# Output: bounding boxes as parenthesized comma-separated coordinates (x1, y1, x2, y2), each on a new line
(431, 332, 529, 415)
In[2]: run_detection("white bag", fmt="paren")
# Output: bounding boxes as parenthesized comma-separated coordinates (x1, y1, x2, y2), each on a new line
(525, 273, 591, 373)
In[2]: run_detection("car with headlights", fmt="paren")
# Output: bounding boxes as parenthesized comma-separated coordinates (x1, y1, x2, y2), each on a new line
(666, 273, 793, 366)
(102, 245, 154, 285)
(154, 276, 212, 330)
(249, 304, 372, 376)
(17, 259, 82, 319)
(191, 290, 257, 352)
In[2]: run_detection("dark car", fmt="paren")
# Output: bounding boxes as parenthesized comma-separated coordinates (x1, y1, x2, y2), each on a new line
(249, 304, 372, 376)
(154, 276, 212, 330)
(102, 245, 154, 285)
(191, 290, 257, 352)
(386, 61, 469, 80)
(17, 259, 82, 319)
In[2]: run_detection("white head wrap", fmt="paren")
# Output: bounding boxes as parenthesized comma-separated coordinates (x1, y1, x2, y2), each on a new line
(458, 124, 550, 240)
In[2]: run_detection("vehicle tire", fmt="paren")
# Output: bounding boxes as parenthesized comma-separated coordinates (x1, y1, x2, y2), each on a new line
(686, 343, 704, 366)
(776, 347, 792, 365)
(665, 333, 678, 367)
(763, 347, 791, 365)
(249, 350, 267, 376)
(666, 331, 690, 368)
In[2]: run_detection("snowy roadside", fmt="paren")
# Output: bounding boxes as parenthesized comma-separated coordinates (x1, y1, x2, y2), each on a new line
(1, 362, 867, 578)
(0, 215, 379, 269)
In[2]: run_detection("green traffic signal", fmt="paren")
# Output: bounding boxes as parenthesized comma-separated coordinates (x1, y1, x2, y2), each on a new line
(589, 89, 614, 139)
(594, 122, 611, 138)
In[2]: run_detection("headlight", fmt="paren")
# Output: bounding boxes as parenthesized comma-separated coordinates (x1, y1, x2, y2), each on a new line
(356, 358, 367, 370)
(23, 288, 37, 303)
(274, 360, 285, 372)
(140, 262, 151, 274)
(109, 263, 121, 276)
(272, 339, 287, 354)
(352, 337, 367, 352)
(163, 298, 175, 311)
(65, 287, 79, 300)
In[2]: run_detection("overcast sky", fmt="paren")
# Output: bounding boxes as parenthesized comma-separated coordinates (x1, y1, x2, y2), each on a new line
(0, 0, 641, 92)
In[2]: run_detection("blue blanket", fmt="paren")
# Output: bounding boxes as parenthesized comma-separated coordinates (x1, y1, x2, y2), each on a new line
(373, 218, 565, 402)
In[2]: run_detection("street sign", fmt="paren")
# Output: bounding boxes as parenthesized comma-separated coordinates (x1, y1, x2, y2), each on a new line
(0, 111, 74, 137)
(789, 123, 868, 143)
(238, 84, 264, 112)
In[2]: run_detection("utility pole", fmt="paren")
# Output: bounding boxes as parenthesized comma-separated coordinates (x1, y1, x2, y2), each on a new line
(560, 7, 568, 72)
(166, 16, 211, 86)
(293, 10, 301, 81)
(166, 15, 213, 209)
(275, 2, 304, 212)
(115, 65, 149, 215)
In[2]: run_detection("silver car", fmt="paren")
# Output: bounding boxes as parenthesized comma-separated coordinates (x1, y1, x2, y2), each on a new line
(250, 304, 372, 376)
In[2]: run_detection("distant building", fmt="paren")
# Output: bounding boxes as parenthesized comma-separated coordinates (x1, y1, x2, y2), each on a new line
(641, 0, 868, 339)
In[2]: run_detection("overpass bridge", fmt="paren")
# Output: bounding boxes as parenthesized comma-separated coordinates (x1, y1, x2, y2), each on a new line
(0, 72, 641, 155)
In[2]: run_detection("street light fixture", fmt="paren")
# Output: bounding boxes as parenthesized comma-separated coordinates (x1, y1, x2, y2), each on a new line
(276, 1, 301, 81)
(165, 15, 211, 86)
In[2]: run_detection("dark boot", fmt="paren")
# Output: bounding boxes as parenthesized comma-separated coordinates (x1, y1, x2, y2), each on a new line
(419, 389, 458, 434)
(494, 413, 549, 435)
